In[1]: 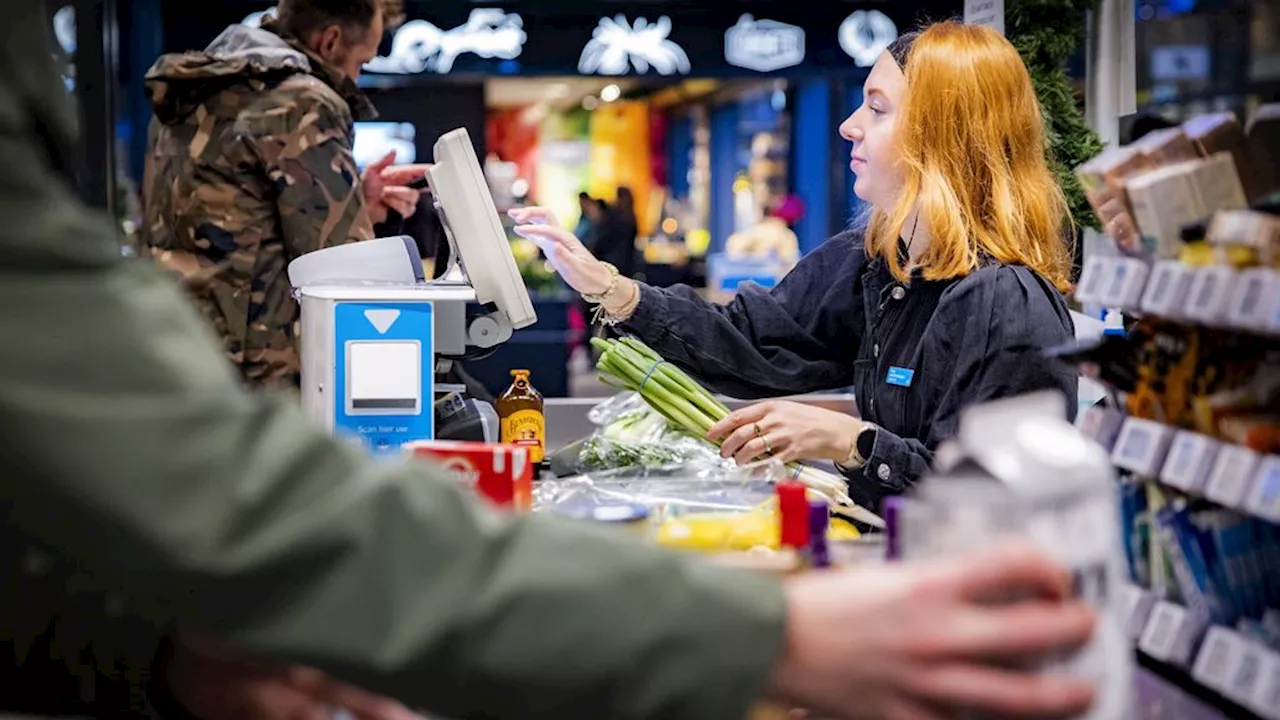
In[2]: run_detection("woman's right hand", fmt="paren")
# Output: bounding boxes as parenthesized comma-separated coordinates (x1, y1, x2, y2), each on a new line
(509, 206, 613, 296)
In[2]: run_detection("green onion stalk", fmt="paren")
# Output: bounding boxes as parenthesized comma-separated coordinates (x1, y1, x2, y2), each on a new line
(591, 337, 884, 528)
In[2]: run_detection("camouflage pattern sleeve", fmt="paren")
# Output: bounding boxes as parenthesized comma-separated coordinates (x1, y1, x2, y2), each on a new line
(250, 76, 374, 260)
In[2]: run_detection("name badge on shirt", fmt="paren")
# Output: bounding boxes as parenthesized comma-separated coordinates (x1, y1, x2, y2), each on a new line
(886, 366, 915, 387)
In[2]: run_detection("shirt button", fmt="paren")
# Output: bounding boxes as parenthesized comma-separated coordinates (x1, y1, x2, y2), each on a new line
(877, 463, 891, 481)
(891, 286, 906, 300)
(873, 343, 880, 358)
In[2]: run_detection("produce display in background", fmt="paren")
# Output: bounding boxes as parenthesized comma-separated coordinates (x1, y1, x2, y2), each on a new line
(591, 336, 884, 528)
(1007, 0, 1106, 235)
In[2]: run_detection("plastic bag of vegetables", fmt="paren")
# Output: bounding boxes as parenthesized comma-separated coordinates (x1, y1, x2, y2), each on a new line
(578, 394, 727, 471)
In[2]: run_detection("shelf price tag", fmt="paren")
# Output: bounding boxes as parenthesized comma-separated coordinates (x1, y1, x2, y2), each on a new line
(1268, 277, 1280, 335)
(1225, 267, 1280, 332)
(1224, 638, 1268, 709)
(1121, 583, 1156, 641)
(1076, 405, 1125, 452)
(1203, 445, 1262, 510)
(1159, 431, 1220, 493)
(1139, 600, 1194, 665)
(1191, 625, 1240, 693)
(1250, 649, 1280, 720)
(1075, 255, 1113, 306)
(1100, 257, 1150, 310)
(1182, 265, 1237, 325)
(1112, 417, 1174, 477)
(1141, 260, 1194, 319)
(1244, 455, 1280, 523)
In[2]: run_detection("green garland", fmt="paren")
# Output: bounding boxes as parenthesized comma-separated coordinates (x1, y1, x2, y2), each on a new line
(1007, 0, 1106, 231)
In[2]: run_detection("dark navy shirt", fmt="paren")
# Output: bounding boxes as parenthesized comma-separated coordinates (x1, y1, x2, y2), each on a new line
(621, 231, 1078, 510)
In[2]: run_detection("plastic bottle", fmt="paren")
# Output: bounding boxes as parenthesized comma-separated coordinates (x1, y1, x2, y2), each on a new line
(497, 369, 546, 464)
(776, 481, 812, 569)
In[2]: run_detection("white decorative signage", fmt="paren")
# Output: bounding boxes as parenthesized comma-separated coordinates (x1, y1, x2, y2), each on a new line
(242, 8, 526, 75)
(838, 10, 898, 67)
(578, 15, 691, 76)
(364, 10, 526, 74)
(53, 5, 76, 55)
(964, 0, 1006, 36)
(724, 15, 805, 73)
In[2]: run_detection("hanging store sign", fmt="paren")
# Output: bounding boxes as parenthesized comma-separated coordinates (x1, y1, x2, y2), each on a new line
(242, 8, 526, 74)
(724, 15, 806, 73)
(577, 15, 691, 76)
(838, 10, 899, 67)
(364, 10, 526, 74)
(202, 1, 948, 78)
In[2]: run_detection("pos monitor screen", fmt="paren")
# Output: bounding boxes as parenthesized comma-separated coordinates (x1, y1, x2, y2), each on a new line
(427, 128, 537, 331)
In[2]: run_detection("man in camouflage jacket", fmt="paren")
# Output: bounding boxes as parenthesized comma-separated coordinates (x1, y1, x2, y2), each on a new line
(141, 0, 422, 390)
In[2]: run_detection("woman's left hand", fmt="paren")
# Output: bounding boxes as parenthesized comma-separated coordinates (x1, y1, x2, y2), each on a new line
(708, 401, 864, 466)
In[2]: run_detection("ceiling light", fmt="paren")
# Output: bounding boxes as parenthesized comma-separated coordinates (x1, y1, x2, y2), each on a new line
(600, 84, 622, 103)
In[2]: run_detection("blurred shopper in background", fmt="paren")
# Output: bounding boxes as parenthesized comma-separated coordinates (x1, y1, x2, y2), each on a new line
(594, 186, 640, 279)
(139, 0, 425, 391)
(725, 195, 804, 269)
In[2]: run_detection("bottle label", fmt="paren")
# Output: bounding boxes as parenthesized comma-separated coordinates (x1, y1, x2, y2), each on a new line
(501, 409, 545, 463)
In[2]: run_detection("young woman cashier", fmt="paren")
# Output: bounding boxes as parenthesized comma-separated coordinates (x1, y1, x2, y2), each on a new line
(513, 22, 1078, 511)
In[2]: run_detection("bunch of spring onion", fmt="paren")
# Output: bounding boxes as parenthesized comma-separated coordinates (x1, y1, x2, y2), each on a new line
(591, 336, 884, 528)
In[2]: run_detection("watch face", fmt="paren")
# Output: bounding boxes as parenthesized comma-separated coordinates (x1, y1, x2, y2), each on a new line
(857, 425, 877, 460)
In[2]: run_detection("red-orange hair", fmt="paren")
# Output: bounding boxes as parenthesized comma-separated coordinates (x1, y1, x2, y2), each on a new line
(865, 22, 1073, 292)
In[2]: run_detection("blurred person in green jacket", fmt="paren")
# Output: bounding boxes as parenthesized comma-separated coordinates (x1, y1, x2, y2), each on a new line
(0, 3, 1099, 719)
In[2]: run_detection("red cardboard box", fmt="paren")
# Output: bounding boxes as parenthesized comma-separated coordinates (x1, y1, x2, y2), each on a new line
(404, 440, 533, 510)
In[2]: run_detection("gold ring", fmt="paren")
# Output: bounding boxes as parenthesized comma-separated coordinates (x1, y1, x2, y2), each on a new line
(754, 423, 763, 437)
(762, 435, 773, 456)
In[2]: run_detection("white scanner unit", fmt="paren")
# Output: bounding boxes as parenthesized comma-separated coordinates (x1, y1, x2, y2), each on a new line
(289, 128, 536, 454)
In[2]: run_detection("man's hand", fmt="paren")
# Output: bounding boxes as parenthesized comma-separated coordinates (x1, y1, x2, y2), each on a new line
(361, 152, 431, 225)
(165, 634, 423, 720)
(771, 544, 1098, 719)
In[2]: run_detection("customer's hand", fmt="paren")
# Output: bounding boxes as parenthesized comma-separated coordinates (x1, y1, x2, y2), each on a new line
(361, 151, 431, 224)
(772, 544, 1097, 720)
(165, 633, 421, 720)
(708, 400, 863, 465)
(509, 206, 614, 296)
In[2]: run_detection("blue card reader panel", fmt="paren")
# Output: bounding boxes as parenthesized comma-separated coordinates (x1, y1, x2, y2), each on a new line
(334, 301, 435, 454)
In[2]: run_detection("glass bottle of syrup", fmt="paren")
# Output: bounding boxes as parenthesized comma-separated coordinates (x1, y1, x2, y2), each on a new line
(497, 369, 546, 465)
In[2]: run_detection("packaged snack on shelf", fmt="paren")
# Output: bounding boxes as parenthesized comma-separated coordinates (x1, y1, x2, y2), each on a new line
(1190, 152, 1249, 219)
(1076, 146, 1152, 252)
(1183, 112, 1269, 202)
(1207, 210, 1280, 266)
(1125, 160, 1209, 258)
(1246, 103, 1280, 195)
(1131, 126, 1200, 166)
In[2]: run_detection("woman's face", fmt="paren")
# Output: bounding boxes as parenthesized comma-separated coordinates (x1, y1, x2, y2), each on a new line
(838, 52, 907, 209)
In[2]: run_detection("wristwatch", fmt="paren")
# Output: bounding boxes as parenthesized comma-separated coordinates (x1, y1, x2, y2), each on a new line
(839, 423, 879, 469)
(582, 262, 620, 304)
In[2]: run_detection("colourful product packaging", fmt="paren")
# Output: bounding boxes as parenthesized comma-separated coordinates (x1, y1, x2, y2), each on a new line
(405, 440, 533, 511)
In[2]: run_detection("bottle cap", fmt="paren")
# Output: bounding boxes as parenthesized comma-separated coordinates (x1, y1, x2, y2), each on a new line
(511, 369, 530, 377)
(777, 482, 810, 549)
(808, 500, 831, 569)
